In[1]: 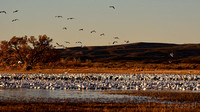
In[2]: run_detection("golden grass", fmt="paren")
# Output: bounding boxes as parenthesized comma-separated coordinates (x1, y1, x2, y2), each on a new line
(0, 101, 199, 112)
(0, 67, 199, 74)
(104, 90, 200, 103)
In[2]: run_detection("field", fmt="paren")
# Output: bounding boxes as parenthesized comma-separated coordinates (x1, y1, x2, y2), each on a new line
(0, 69, 199, 111)
(0, 42, 200, 111)
(0, 101, 199, 112)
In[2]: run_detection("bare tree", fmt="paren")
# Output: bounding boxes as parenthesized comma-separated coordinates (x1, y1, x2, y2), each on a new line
(0, 35, 59, 70)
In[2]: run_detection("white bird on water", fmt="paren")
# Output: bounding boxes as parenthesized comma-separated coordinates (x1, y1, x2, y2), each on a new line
(18, 61, 23, 64)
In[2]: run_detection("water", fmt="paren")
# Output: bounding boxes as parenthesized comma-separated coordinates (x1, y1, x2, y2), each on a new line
(0, 73, 199, 103)
(0, 89, 154, 103)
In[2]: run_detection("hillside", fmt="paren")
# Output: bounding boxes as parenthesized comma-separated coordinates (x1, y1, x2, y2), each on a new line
(57, 42, 200, 64)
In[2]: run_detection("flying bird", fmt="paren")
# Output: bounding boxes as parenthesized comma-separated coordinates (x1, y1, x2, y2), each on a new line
(124, 40, 129, 43)
(76, 41, 82, 44)
(55, 16, 63, 18)
(13, 10, 19, 13)
(113, 37, 119, 39)
(100, 33, 105, 36)
(109, 6, 115, 9)
(79, 29, 83, 31)
(67, 17, 75, 20)
(0, 11, 6, 14)
(170, 52, 174, 57)
(65, 41, 70, 44)
(90, 30, 96, 33)
(113, 41, 118, 44)
(56, 42, 65, 48)
(12, 19, 19, 22)
(63, 27, 67, 30)
(56, 42, 61, 46)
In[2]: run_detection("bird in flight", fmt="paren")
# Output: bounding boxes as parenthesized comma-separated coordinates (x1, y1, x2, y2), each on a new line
(113, 37, 119, 39)
(67, 17, 75, 20)
(79, 29, 83, 31)
(100, 33, 105, 36)
(90, 30, 96, 33)
(55, 16, 63, 18)
(124, 40, 129, 43)
(113, 41, 118, 44)
(63, 27, 67, 30)
(13, 10, 19, 13)
(65, 41, 70, 44)
(0, 11, 6, 14)
(170, 52, 174, 57)
(12, 19, 19, 22)
(56, 42, 65, 48)
(76, 41, 82, 44)
(109, 6, 115, 9)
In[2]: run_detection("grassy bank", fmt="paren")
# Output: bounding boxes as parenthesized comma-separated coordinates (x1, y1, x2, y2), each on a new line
(104, 90, 200, 103)
(0, 67, 200, 74)
(0, 101, 199, 112)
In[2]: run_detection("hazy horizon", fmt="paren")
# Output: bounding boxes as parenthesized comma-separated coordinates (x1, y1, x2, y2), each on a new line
(1, 0, 200, 47)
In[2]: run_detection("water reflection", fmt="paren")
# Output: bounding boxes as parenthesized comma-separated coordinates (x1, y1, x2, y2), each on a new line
(0, 89, 154, 103)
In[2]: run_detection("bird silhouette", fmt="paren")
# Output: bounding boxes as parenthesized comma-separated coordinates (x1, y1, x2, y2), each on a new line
(12, 19, 19, 22)
(90, 30, 96, 33)
(113, 41, 118, 44)
(67, 17, 75, 20)
(79, 29, 83, 31)
(55, 16, 63, 18)
(0, 11, 6, 14)
(76, 41, 82, 44)
(113, 37, 119, 39)
(56, 42, 65, 48)
(65, 41, 70, 44)
(100, 33, 105, 36)
(109, 6, 115, 9)
(13, 10, 19, 13)
(124, 40, 129, 43)
(56, 42, 61, 46)
(63, 27, 67, 30)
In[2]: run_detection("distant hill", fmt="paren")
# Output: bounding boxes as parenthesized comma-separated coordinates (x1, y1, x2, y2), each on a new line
(56, 42, 200, 64)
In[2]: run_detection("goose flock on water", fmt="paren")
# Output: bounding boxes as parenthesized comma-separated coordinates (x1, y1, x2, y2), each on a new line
(0, 73, 199, 92)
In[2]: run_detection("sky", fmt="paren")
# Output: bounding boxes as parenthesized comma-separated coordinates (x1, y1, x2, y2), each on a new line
(0, 0, 200, 47)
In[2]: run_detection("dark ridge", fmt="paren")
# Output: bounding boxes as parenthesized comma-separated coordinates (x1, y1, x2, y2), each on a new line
(56, 42, 200, 64)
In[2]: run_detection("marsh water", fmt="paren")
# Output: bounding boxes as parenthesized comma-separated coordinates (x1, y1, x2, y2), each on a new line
(0, 73, 199, 104)
(0, 89, 155, 103)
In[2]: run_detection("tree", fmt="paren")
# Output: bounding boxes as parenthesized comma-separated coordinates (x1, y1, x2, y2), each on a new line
(0, 35, 60, 70)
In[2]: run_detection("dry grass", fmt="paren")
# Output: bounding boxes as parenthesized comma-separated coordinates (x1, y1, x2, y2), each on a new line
(0, 101, 199, 112)
(0, 67, 199, 74)
(104, 90, 200, 103)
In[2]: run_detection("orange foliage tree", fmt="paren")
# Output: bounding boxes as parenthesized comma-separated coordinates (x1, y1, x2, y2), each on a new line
(0, 35, 60, 70)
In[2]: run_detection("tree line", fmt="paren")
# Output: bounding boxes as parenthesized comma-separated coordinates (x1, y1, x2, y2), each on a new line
(0, 35, 60, 70)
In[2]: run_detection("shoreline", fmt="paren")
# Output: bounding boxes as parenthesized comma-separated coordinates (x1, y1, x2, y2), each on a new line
(0, 68, 200, 74)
